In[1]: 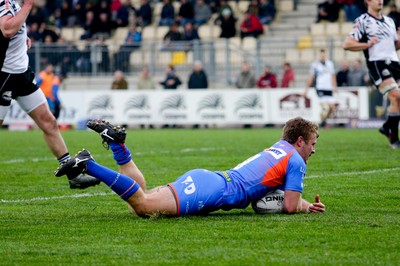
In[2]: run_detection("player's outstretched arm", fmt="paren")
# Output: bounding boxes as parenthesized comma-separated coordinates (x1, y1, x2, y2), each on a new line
(0, 0, 34, 38)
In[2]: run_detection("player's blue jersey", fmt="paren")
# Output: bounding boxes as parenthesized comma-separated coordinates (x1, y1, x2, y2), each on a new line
(168, 140, 307, 215)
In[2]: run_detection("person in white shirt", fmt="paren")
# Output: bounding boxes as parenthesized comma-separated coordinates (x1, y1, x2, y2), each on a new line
(303, 49, 338, 128)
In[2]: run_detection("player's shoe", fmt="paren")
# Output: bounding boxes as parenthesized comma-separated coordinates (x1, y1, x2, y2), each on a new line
(379, 127, 391, 142)
(87, 119, 126, 149)
(55, 149, 96, 182)
(68, 174, 100, 189)
(389, 141, 400, 149)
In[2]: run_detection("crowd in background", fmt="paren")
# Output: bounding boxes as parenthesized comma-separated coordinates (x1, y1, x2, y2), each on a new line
(25, 0, 391, 90)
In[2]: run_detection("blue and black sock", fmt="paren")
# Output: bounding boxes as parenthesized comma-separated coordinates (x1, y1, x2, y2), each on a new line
(86, 160, 139, 200)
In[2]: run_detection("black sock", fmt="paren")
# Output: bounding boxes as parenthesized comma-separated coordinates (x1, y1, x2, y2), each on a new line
(387, 115, 400, 143)
(57, 153, 71, 165)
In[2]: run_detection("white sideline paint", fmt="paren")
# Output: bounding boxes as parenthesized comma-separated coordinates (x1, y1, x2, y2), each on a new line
(0, 148, 218, 165)
(1, 167, 399, 204)
(1, 192, 114, 203)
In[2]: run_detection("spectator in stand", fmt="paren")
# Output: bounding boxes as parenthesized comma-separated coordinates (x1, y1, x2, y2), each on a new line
(235, 62, 257, 89)
(257, 65, 278, 88)
(97, 0, 112, 19)
(177, 0, 195, 26)
(316, 0, 341, 23)
(336, 60, 350, 87)
(137, 66, 157, 90)
(111, 70, 129, 90)
(114, 24, 142, 72)
(217, 0, 234, 17)
(348, 59, 368, 87)
(281, 62, 295, 88)
(60, 41, 81, 74)
(337, 0, 361, 22)
(159, 0, 176, 26)
(240, 10, 264, 39)
(72, 0, 88, 27)
(27, 22, 42, 42)
(215, 6, 237, 38)
(80, 10, 96, 40)
(247, 0, 259, 15)
(183, 21, 200, 41)
(160, 65, 182, 89)
(93, 12, 113, 38)
(112, 0, 130, 28)
(194, 0, 212, 26)
(387, 3, 400, 28)
(208, 0, 221, 13)
(258, 0, 276, 25)
(38, 22, 60, 43)
(134, 0, 153, 27)
(162, 22, 183, 50)
(58, 1, 75, 27)
(26, 5, 46, 26)
(188, 61, 208, 89)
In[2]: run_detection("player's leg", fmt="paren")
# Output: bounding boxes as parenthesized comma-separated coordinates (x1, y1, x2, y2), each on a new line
(87, 119, 147, 190)
(55, 149, 178, 217)
(17, 88, 100, 188)
(379, 78, 400, 147)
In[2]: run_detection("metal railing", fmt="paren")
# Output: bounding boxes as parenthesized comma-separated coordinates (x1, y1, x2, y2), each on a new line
(28, 36, 351, 86)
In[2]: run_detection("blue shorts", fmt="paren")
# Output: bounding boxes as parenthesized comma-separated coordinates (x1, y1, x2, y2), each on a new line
(168, 169, 226, 216)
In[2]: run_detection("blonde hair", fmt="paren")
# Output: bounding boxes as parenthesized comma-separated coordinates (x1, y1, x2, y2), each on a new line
(282, 117, 319, 144)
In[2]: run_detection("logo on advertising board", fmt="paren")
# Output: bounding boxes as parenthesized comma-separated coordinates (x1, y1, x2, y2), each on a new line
(87, 94, 114, 120)
(124, 95, 151, 120)
(197, 94, 225, 120)
(332, 90, 359, 119)
(279, 93, 312, 118)
(234, 93, 264, 120)
(159, 94, 187, 120)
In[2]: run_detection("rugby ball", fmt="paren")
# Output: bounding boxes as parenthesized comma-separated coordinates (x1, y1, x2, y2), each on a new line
(252, 189, 284, 214)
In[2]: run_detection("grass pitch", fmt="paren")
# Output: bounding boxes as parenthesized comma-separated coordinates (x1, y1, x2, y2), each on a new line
(1, 127, 399, 265)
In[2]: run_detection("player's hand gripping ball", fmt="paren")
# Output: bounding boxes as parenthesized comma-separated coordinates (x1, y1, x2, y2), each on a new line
(252, 189, 284, 214)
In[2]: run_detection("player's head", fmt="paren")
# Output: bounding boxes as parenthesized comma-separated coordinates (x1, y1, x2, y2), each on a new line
(282, 117, 319, 163)
(365, 0, 383, 11)
(282, 117, 319, 144)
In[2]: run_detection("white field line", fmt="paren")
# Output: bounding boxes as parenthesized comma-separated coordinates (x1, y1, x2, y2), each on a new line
(1, 167, 399, 204)
(1, 192, 115, 203)
(0, 148, 219, 165)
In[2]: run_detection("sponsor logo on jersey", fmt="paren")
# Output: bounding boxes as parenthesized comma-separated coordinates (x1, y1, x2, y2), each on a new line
(266, 148, 287, 159)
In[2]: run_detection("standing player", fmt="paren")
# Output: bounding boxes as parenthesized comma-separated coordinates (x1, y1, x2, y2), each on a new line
(303, 49, 338, 128)
(343, 0, 400, 149)
(55, 118, 326, 217)
(0, 0, 99, 188)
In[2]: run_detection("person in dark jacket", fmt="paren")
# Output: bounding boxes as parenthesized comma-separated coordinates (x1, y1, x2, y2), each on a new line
(188, 61, 208, 89)
(160, 65, 182, 89)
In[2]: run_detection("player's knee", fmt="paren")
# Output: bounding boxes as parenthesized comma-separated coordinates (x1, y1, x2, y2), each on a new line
(38, 111, 58, 133)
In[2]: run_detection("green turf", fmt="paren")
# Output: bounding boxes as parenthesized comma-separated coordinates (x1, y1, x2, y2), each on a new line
(1, 127, 399, 265)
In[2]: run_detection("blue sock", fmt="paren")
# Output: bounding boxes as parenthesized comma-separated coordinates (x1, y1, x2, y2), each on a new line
(86, 160, 139, 200)
(109, 142, 132, 165)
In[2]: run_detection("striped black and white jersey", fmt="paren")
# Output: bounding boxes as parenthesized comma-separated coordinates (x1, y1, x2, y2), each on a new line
(0, 0, 28, 73)
(349, 13, 399, 62)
